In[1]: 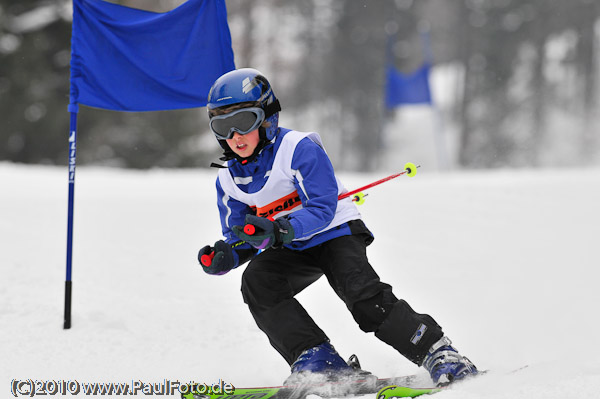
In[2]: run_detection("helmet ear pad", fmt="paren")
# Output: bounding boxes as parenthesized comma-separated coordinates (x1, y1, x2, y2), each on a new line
(263, 112, 279, 141)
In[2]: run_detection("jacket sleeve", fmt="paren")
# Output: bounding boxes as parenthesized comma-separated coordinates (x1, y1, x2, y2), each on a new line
(286, 137, 339, 239)
(215, 178, 258, 267)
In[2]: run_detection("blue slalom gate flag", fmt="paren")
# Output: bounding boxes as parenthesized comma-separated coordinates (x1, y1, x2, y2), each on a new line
(64, 0, 235, 329)
(385, 63, 432, 108)
(70, 0, 235, 111)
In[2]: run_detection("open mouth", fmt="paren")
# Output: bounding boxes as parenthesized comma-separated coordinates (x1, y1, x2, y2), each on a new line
(236, 143, 247, 150)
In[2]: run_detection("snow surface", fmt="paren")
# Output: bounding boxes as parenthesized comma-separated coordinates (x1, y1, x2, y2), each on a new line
(2, 162, 600, 398)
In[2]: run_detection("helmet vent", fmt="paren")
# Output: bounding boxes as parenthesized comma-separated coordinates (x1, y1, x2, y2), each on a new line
(242, 77, 258, 94)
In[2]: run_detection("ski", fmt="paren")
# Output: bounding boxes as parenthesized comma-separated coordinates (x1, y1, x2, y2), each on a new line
(376, 385, 442, 398)
(374, 366, 529, 398)
(180, 374, 422, 399)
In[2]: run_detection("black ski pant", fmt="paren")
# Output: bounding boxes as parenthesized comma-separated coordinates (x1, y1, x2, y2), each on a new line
(240, 225, 444, 367)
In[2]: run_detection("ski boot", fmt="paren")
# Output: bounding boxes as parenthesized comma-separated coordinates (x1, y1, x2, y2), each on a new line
(422, 336, 478, 386)
(284, 341, 375, 387)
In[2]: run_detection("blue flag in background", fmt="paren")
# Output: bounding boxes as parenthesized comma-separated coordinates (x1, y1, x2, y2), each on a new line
(385, 63, 432, 108)
(70, 0, 235, 111)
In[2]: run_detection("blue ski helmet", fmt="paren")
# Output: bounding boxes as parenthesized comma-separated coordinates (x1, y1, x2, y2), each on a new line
(207, 68, 281, 141)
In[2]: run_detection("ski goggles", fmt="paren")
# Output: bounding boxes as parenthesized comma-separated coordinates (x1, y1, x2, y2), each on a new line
(209, 107, 265, 140)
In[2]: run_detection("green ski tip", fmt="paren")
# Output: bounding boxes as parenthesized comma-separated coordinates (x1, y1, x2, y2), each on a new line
(376, 385, 442, 398)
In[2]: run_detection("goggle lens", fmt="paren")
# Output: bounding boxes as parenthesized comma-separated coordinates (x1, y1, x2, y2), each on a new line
(210, 108, 265, 140)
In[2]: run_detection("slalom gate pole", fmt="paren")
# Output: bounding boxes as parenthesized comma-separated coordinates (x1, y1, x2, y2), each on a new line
(64, 105, 79, 329)
(200, 163, 419, 267)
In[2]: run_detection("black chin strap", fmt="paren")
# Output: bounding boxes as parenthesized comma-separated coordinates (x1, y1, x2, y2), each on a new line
(210, 162, 229, 169)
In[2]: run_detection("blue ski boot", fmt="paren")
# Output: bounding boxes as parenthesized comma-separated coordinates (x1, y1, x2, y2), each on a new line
(284, 341, 374, 386)
(422, 336, 478, 386)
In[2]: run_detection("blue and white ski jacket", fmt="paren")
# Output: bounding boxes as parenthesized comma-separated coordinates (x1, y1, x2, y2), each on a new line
(216, 128, 367, 260)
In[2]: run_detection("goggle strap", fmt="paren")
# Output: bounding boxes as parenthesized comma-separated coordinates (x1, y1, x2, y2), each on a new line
(264, 99, 281, 119)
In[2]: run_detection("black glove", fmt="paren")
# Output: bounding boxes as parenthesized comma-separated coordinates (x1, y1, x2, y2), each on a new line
(198, 240, 235, 275)
(232, 215, 295, 250)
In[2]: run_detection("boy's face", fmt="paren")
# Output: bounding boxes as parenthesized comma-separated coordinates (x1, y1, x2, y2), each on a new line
(226, 129, 260, 158)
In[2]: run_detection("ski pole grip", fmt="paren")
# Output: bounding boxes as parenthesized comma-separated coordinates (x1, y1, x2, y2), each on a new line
(201, 252, 215, 267)
(243, 224, 256, 235)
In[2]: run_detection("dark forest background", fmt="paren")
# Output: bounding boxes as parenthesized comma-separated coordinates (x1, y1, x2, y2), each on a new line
(1, 0, 598, 171)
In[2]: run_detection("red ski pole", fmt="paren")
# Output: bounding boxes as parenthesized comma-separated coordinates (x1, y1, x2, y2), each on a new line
(239, 162, 420, 235)
(338, 162, 419, 202)
(201, 162, 420, 266)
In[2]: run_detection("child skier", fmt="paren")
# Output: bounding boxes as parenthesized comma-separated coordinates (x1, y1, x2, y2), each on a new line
(198, 68, 477, 386)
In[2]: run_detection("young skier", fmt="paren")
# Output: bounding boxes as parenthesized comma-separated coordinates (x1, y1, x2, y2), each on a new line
(198, 68, 478, 386)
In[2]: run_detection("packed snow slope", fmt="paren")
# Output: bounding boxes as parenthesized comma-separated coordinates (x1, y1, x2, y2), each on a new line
(1, 162, 599, 398)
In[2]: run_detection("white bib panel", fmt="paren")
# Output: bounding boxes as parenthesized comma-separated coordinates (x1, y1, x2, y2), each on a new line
(218, 131, 360, 241)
